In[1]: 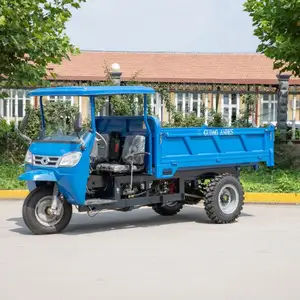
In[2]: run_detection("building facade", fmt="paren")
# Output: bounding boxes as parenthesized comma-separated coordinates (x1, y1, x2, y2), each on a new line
(1, 51, 300, 127)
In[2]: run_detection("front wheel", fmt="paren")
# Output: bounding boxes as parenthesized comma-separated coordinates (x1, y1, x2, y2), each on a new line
(204, 173, 244, 224)
(22, 186, 72, 235)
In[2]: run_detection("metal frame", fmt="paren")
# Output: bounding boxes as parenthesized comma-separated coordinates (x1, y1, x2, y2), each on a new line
(31, 86, 155, 176)
(79, 165, 240, 212)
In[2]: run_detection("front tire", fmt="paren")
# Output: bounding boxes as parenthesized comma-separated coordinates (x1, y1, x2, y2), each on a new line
(22, 186, 72, 235)
(204, 173, 244, 224)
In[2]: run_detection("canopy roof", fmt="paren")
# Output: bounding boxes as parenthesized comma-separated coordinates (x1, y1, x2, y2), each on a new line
(28, 86, 155, 97)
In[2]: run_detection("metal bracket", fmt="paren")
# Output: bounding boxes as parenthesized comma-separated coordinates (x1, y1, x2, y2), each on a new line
(50, 184, 63, 216)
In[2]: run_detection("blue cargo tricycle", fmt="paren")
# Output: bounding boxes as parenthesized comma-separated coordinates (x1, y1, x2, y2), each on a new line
(18, 86, 275, 234)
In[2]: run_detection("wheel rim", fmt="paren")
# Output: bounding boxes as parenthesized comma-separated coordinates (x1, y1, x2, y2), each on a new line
(165, 201, 178, 207)
(218, 184, 239, 214)
(34, 196, 64, 227)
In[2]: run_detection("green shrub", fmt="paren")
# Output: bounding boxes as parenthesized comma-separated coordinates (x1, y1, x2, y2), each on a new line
(162, 112, 205, 128)
(274, 142, 300, 170)
(162, 110, 228, 128)
(23, 100, 79, 140)
(207, 110, 228, 127)
(286, 127, 300, 141)
(0, 163, 26, 189)
(0, 101, 79, 163)
(0, 118, 27, 164)
(240, 166, 300, 193)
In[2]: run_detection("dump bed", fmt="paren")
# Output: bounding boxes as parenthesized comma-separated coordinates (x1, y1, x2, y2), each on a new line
(154, 126, 274, 178)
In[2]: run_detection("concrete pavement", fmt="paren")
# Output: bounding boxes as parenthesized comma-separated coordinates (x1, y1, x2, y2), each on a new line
(1, 200, 300, 300)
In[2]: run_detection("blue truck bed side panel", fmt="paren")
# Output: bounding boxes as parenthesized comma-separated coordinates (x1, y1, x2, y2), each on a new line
(154, 126, 274, 178)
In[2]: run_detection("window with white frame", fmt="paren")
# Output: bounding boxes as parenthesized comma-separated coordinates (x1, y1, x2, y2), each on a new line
(13, 90, 26, 118)
(1, 90, 8, 117)
(150, 93, 162, 120)
(0, 89, 78, 122)
(152, 94, 157, 116)
(175, 92, 202, 117)
(261, 94, 277, 123)
(184, 93, 189, 113)
(48, 95, 73, 103)
(192, 93, 199, 115)
(222, 93, 239, 125)
(1, 89, 33, 120)
(176, 93, 183, 112)
(223, 94, 229, 120)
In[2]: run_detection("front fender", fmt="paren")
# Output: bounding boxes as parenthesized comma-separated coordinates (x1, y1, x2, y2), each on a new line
(19, 170, 57, 182)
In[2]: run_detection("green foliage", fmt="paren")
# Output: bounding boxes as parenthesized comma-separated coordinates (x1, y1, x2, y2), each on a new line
(240, 166, 300, 193)
(274, 141, 300, 170)
(0, 0, 86, 88)
(244, 0, 300, 77)
(163, 108, 240, 128)
(156, 84, 175, 123)
(0, 118, 27, 163)
(92, 63, 152, 117)
(286, 127, 300, 140)
(0, 100, 79, 163)
(162, 112, 205, 128)
(232, 94, 256, 127)
(0, 163, 26, 189)
(162, 93, 257, 129)
(23, 100, 79, 140)
(207, 110, 228, 127)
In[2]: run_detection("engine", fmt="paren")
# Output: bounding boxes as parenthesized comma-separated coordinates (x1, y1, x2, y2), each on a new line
(120, 180, 178, 199)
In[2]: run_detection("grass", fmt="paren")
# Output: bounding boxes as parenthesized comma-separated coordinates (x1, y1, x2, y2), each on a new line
(0, 164, 27, 189)
(240, 166, 300, 193)
(0, 163, 300, 193)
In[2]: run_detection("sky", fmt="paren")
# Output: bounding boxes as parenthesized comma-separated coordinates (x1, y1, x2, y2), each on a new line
(66, 0, 259, 53)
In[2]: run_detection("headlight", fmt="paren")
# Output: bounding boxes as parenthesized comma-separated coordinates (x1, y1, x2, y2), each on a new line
(25, 150, 33, 164)
(58, 152, 82, 167)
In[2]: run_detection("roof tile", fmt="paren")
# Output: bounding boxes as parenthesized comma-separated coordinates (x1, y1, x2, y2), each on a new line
(48, 51, 300, 85)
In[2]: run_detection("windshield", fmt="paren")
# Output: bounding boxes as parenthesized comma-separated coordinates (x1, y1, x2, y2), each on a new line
(36, 109, 88, 143)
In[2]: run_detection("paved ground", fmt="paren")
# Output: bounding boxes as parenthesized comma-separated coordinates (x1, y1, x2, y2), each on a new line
(0, 200, 300, 300)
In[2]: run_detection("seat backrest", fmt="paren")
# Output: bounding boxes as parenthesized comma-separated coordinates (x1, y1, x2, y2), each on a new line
(121, 135, 146, 166)
(96, 133, 110, 162)
(108, 131, 122, 162)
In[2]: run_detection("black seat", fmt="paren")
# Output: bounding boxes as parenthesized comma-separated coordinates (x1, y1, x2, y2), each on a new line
(96, 135, 147, 173)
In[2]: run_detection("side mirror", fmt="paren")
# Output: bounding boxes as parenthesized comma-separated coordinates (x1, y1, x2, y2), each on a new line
(14, 115, 32, 144)
(74, 112, 83, 133)
(20, 113, 29, 132)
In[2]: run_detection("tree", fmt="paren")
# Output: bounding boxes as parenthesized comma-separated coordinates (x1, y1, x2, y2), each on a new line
(0, 0, 86, 89)
(244, 0, 300, 77)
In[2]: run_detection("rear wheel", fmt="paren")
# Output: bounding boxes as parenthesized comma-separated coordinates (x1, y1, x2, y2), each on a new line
(152, 201, 183, 216)
(204, 173, 244, 224)
(22, 186, 72, 235)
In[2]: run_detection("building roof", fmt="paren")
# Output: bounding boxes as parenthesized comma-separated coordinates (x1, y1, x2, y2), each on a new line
(48, 50, 300, 85)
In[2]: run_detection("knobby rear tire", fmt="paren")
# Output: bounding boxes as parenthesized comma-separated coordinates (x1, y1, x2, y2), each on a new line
(204, 173, 244, 224)
(22, 185, 72, 235)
